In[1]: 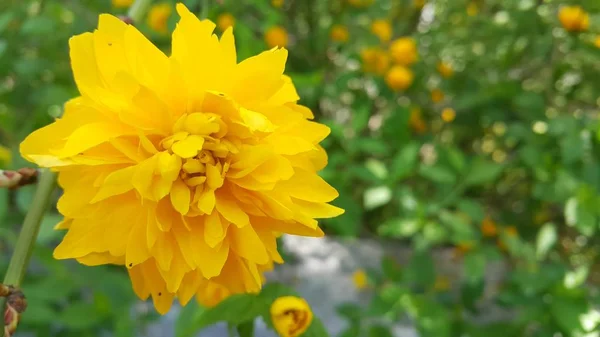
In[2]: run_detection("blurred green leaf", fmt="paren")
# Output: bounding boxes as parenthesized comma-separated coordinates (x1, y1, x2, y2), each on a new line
(59, 302, 104, 330)
(463, 158, 504, 186)
(463, 250, 486, 284)
(535, 222, 557, 260)
(390, 142, 419, 181)
(419, 164, 456, 184)
(236, 320, 255, 337)
(363, 186, 392, 210)
(378, 218, 421, 238)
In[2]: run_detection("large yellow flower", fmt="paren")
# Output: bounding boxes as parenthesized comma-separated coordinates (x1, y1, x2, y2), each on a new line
(20, 4, 343, 314)
(558, 6, 589, 32)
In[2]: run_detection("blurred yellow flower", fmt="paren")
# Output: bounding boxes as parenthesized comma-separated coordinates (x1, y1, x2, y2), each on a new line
(0, 145, 11, 166)
(481, 216, 498, 237)
(112, 0, 133, 8)
(431, 88, 444, 103)
(389, 37, 418, 66)
(370, 19, 392, 43)
(594, 36, 600, 48)
(147, 3, 172, 34)
(330, 25, 349, 43)
(434, 275, 450, 291)
(467, 2, 478, 16)
(265, 25, 289, 48)
(21, 4, 342, 314)
(271, 296, 313, 337)
(437, 61, 453, 78)
(409, 107, 427, 134)
(352, 269, 368, 289)
(385, 65, 413, 91)
(347, 0, 373, 8)
(360, 47, 390, 75)
(559, 6, 589, 32)
(441, 108, 456, 122)
(414, 0, 426, 9)
(504, 226, 518, 237)
(454, 242, 474, 257)
(272, 0, 284, 8)
(216, 13, 235, 32)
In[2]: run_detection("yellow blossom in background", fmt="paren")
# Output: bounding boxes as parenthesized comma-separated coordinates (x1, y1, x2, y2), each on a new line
(559, 6, 589, 32)
(265, 25, 289, 48)
(20, 4, 343, 314)
(441, 108, 456, 122)
(467, 2, 478, 16)
(389, 37, 418, 66)
(504, 226, 518, 237)
(352, 269, 368, 289)
(216, 13, 235, 32)
(414, 0, 426, 9)
(330, 25, 349, 43)
(271, 296, 313, 337)
(409, 107, 427, 134)
(147, 3, 172, 34)
(112, 0, 133, 8)
(454, 242, 474, 258)
(0, 145, 11, 166)
(481, 216, 498, 237)
(272, 0, 284, 8)
(437, 61, 453, 78)
(360, 47, 390, 75)
(385, 65, 413, 91)
(594, 36, 600, 48)
(431, 88, 444, 103)
(370, 19, 392, 43)
(434, 275, 450, 291)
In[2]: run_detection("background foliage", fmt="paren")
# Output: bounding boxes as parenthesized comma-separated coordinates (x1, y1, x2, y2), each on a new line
(2, 0, 600, 336)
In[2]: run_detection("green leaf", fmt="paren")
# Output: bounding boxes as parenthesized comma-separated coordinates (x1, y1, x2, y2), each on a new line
(175, 302, 206, 337)
(59, 302, 104, 330)
(390, 142, 420, 181)
(405, 251, 435, 288)
(363, 186, 392, 210)
(192, 294, 264, 331)
(463, 158, 504, 186)
(303, 317, 330, 337)
(564, 265, 589, 290)
(367, 324, 393, 337)
(337, 303, 363, 321)
(456, 199, 485, 223)
(550, 292, 588, 334)
(419, 164, 456, 184)
(236, 320, 255, 337)
(365, 158, 388, 180)
(536, 222, 557, 260)
(377, 218, 421, 238)
(463, 250, 486, 284)
(352, 101, 371, 133)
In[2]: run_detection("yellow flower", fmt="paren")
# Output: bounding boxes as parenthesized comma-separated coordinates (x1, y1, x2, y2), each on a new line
(454, 242, 474, 258)
(352, 269, 368, 289)
(385, 65, 413, 91)
(195, 280, 230, 308)
(433, 275, 450, 291)
(481, 216, 498, 237)
(370, 19, 392, 43)
(389, 37, 418, 66)
(431, 88, 444, 103)
(414, 0, 426, 9)
(504, 226, 518, 237)
(265, 26, 288, 48)
(271, 296, 313, 337)
(112, 0, 134, 8)
(272, 0, 284, 8)
(409, 107, 427, 134)
(360, 47, 390, 75)
(441, 108, 456, 122)
(20, 4, 343, 315)
(559, 6, 589, 32)
(467, 2, 478, 16)
(216, 13, 235, 32)
(330, 25, 349, 43)
(594, 36, 600, 48)
(147, 3, 172, 34)
(437, 61, 453, 78)
(0, 145, 11, 166)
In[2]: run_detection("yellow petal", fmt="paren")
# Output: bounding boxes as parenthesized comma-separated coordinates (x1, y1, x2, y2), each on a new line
(229, 224, 269, 264)
(204, 211, 227, 248)
(170, 178, 191, 215)
(215, 190, 250, 227)
(171, 135, 204, 159)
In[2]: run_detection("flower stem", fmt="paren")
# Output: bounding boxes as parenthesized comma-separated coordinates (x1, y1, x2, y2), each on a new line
(128, 0, 154, 24)
(3, 170, 57, 287)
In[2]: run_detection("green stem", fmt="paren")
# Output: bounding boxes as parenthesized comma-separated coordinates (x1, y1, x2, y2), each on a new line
(200, 0, 210, 19)
(3, 170, 57, 287)
(127, 0, 154, 23)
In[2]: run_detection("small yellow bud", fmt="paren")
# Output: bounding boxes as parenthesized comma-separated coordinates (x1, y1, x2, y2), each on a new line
(385, 66, 414, 91)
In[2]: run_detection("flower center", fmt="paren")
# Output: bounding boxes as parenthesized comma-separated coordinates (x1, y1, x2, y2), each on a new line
(160, 112, 236, 191)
